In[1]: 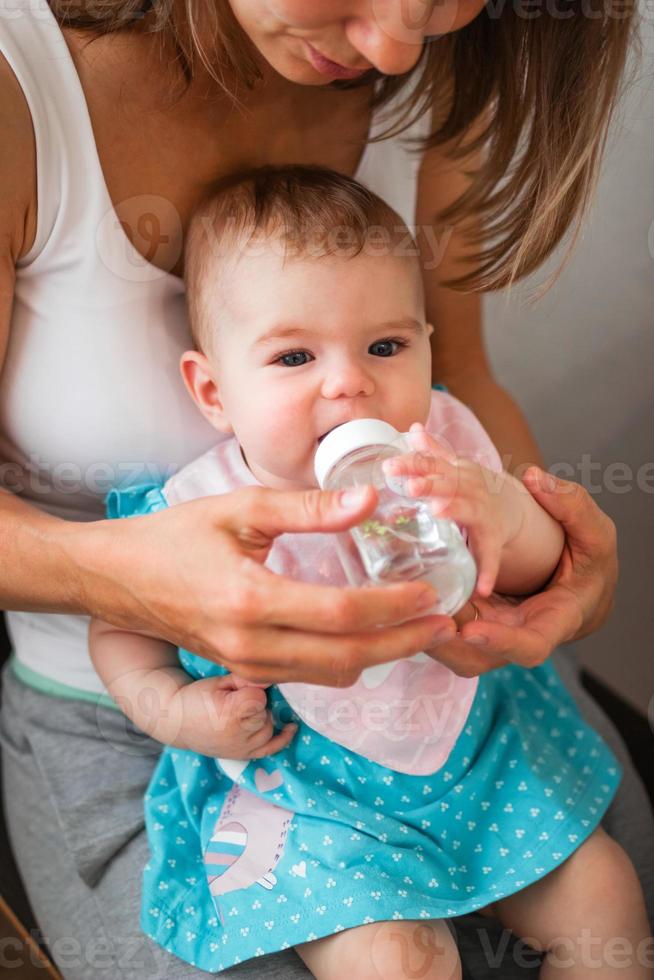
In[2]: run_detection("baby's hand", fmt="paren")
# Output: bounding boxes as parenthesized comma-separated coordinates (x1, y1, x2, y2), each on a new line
(173, 674, 297, 759)
(383, 423, 520, 597)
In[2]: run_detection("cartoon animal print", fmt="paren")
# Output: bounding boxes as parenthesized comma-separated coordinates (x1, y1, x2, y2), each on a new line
(204, 782, 294, 923)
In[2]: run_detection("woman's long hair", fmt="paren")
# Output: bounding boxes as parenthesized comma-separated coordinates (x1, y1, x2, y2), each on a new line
(49, 0, 637, 291)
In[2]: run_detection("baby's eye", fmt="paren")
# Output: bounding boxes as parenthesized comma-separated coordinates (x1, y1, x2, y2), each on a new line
(369, 339, 406, 358)
(276, 350, 314, 367)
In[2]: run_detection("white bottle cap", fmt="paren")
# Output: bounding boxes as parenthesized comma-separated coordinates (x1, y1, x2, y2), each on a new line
(314, 419, 400, 488)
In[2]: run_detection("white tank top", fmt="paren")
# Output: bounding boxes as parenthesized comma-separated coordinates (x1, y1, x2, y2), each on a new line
(0, 0, 431, 695)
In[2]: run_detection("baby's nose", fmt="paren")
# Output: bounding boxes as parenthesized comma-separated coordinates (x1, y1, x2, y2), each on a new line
(321, 365, 375, 400)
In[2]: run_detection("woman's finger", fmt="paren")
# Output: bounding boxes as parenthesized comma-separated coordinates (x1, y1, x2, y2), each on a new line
(453, 600, 479, 630)
(522, 467, 616, 556)
(224, 559, 440, 633)
(210, 614, 458, 686)
(207, 673, 269, 692)
(424, 634, 511, 678)
(458, 588, 584, 667)
(458, 620, 551, 669)
(218, 484, 380, 549)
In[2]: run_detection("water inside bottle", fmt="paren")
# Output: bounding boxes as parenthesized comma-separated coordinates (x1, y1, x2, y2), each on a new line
(328, 442, 476, 616)
(351, 486, 451, 582)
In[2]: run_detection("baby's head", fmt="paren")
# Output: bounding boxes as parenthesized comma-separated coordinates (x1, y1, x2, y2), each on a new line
(182, 165, 433, 489)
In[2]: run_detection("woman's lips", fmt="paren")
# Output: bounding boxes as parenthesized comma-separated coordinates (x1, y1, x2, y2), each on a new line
(305, 42, 369, 80)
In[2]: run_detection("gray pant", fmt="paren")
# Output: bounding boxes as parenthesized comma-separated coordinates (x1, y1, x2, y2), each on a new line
(1, 651, 652, 980)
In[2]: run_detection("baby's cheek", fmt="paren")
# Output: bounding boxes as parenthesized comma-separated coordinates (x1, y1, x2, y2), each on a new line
(393, 390, 432, 434)
(250, 412, 309, 476)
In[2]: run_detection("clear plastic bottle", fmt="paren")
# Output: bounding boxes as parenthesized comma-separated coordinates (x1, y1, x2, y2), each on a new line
(314, 419, 476, 617)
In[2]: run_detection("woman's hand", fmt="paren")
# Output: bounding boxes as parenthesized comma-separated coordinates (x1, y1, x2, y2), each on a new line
(79, 485, 456, 687)
(423, 467, 618, 678)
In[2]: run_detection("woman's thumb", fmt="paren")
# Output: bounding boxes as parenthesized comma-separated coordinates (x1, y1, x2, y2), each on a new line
(522, 466, 603, 538)
(230, 484, 378, 542)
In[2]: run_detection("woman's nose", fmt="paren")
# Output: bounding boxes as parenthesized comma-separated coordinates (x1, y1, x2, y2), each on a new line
(344, 3, 428, 76)
(321, 364, 375, 400)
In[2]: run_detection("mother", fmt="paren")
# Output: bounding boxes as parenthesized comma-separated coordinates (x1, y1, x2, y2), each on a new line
(0, 1, 651, 978)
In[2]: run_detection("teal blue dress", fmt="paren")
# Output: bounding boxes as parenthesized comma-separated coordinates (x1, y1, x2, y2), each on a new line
(108, 483, 622, 974)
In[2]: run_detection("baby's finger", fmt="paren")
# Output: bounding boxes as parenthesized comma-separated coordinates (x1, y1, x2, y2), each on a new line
(384, 450, 458, 488)
(383, 451, 461, 508)
(208, 674, 240, 692)
(466, 525, 502, 598)
(209, 673, 270, 695)
(247, 723, 298, 759)
(230, 686, 269, 729)
(405, 472, 459, 505)
(230, 674, 271, 690)
(407, 423, 458, 463)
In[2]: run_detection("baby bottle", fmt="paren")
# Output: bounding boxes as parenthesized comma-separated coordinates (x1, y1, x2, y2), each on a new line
(274, 418, 481, 774)
(314, 419, 477, 617)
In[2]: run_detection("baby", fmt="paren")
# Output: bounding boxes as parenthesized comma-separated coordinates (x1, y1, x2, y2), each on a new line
(89, 165, 651, 979)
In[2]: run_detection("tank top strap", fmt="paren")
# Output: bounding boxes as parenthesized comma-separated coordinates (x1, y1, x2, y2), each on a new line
(0, 0, 105, 270)
(354, 70, 432, 230)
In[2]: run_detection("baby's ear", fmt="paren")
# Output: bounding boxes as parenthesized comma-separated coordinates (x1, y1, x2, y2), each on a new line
(179, 351, 233, 434)
(425, 322, 434, 338)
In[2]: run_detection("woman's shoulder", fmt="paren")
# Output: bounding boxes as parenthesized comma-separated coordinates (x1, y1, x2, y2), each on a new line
(0, 53, 37, 263)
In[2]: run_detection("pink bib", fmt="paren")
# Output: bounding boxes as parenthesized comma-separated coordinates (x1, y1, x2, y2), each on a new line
(163, 391, 502, 775)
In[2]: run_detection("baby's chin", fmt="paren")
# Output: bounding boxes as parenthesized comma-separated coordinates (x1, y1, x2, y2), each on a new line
(246, 457, 317, 491)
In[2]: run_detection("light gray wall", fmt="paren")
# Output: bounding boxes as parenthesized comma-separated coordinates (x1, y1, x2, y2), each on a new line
(483, 20, 654, 715)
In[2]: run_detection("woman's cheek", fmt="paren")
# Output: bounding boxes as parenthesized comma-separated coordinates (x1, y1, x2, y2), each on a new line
(267, 0, 337, 29)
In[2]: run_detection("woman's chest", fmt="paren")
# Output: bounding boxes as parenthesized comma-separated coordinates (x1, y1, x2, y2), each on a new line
(2, 34, 380, 516)
(66, 32, 374, 277)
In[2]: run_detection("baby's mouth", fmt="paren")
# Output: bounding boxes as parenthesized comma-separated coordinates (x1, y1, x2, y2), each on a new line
(317, 427, 336, 445)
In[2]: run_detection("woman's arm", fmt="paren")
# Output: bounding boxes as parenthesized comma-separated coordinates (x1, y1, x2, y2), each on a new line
(414, 129, 617, 678)
(0, 59, 92, 613)
(0, 63, 454, 683)
(0, 64, 109, 615)
(431, 304, 544, 477)
(416, 134, 544, 474)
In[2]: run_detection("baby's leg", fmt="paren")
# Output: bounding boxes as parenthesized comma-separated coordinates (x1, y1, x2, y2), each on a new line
(491, 826, 653, 978)
(295, 918, 462, 980)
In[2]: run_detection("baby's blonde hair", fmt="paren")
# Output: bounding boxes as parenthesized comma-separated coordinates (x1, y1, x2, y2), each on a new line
(184, 164, 418, 355)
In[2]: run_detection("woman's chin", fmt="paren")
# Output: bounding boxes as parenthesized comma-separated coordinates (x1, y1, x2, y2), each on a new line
(269, 54, 340, 86)
(253, 36, 344, 87)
